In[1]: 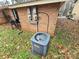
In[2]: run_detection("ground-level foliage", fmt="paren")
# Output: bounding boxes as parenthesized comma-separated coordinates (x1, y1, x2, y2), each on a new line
(0, 19, 79, 59)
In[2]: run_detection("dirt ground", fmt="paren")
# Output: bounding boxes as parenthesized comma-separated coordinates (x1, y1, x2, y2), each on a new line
(54, 18, 79, 59)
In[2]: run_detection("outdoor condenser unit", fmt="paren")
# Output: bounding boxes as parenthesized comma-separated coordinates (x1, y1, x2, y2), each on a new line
(31, 32, 50, 56)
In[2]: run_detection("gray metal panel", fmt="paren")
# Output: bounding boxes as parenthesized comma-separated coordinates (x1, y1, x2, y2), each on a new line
(59, 0, 77, 16)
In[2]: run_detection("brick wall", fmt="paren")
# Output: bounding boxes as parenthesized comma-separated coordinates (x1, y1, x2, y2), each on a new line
(10, 3, 61, 35)
(0, 10, 8, 24)
(17, 3, 61, 35)
(0, 17, 7, 24)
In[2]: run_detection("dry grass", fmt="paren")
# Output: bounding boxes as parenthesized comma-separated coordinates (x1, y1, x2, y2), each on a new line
(0, 19, 79, 59)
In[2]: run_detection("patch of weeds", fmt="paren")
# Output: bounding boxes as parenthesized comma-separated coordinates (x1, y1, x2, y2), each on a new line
(56, 30, 63, 39)
(0, 26, 40, 59)
(12, 51, 40, 59)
